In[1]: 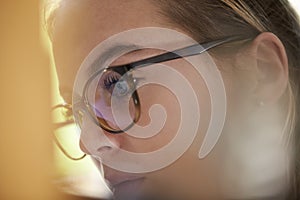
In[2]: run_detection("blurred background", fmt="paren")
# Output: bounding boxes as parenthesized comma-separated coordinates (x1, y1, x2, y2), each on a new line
(0, 1, 55, 199)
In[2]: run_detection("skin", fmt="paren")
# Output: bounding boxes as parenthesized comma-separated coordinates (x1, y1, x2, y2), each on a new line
(52, 0, 289, 199)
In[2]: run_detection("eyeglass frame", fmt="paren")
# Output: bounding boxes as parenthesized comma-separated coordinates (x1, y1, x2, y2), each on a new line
(52, 104, 87, 160)
(53, 35, 250, 160)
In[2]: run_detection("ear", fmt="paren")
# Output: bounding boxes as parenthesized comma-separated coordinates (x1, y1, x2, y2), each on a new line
(235, 32, 289, 105)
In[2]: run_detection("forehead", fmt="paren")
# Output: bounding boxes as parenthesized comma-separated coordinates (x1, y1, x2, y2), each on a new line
(51, 0, 166, 101)
(53, 0, 163, 38)
(52, 0, 164, 57)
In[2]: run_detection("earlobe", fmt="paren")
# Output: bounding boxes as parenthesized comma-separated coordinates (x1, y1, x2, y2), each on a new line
(242, 32, 289, 105)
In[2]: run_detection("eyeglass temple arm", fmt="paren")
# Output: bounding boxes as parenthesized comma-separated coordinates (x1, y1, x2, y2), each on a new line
(53, 135, 86, 161)
(127, 35, 245, 69)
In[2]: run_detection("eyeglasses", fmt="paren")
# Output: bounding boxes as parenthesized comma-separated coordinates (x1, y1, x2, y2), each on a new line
(52, 104, 87, 160)
(52, 35, 247, 160)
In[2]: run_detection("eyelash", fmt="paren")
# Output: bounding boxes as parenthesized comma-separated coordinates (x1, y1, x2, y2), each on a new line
(103, 73, 120, 90)
(100, 70, 143, 96)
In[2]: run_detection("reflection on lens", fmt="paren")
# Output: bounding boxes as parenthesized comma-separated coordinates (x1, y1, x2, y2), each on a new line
(86, 70, 139, 132)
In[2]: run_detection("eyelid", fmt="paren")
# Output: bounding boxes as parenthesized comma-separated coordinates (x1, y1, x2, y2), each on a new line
(102, 71, 121, 89)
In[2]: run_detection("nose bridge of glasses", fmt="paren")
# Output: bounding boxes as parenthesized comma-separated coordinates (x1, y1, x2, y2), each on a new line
(71, 99, 99, 131)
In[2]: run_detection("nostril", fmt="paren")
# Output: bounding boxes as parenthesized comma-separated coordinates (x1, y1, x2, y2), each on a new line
(97, 146, 113, 153)
(79, 141, 90, 154)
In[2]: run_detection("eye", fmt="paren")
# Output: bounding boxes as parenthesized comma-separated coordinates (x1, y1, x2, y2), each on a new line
(103, 72, 120, 90)
(101, 71, 136, 97)
(114, 79, 130, 96)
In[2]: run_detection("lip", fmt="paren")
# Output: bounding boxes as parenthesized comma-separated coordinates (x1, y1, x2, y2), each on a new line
(108, 176, 145, 199)
(92, 158, 146, 196)
(104, 171, 145, 189)
(109, 176, 145, 187)
(94, 160, 146, 189)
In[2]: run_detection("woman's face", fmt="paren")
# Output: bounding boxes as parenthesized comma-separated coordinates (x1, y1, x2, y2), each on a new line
(52, 0, 246, 199)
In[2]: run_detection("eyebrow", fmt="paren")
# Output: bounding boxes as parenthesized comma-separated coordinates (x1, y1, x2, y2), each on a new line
(107, 36, 245, 71)
(58, 44, 140, 103)
(88, 44, 140, 76)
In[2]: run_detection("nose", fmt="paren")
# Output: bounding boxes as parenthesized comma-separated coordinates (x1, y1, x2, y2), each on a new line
(79, 114, 123, 158)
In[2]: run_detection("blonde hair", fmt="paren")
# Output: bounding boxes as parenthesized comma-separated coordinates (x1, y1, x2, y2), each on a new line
(43, 0, 62, 40)
(156, 0, 300, 198)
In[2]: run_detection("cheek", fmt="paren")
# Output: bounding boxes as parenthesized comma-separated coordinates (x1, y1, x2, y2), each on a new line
(144, 143, 223, 199)
(140, 60, 223, 193)
(121, 84, 181, 153)
(120, 60, 212, 156)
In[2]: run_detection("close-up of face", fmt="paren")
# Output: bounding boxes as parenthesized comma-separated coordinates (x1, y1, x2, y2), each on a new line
(48, 0, 300, 199)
